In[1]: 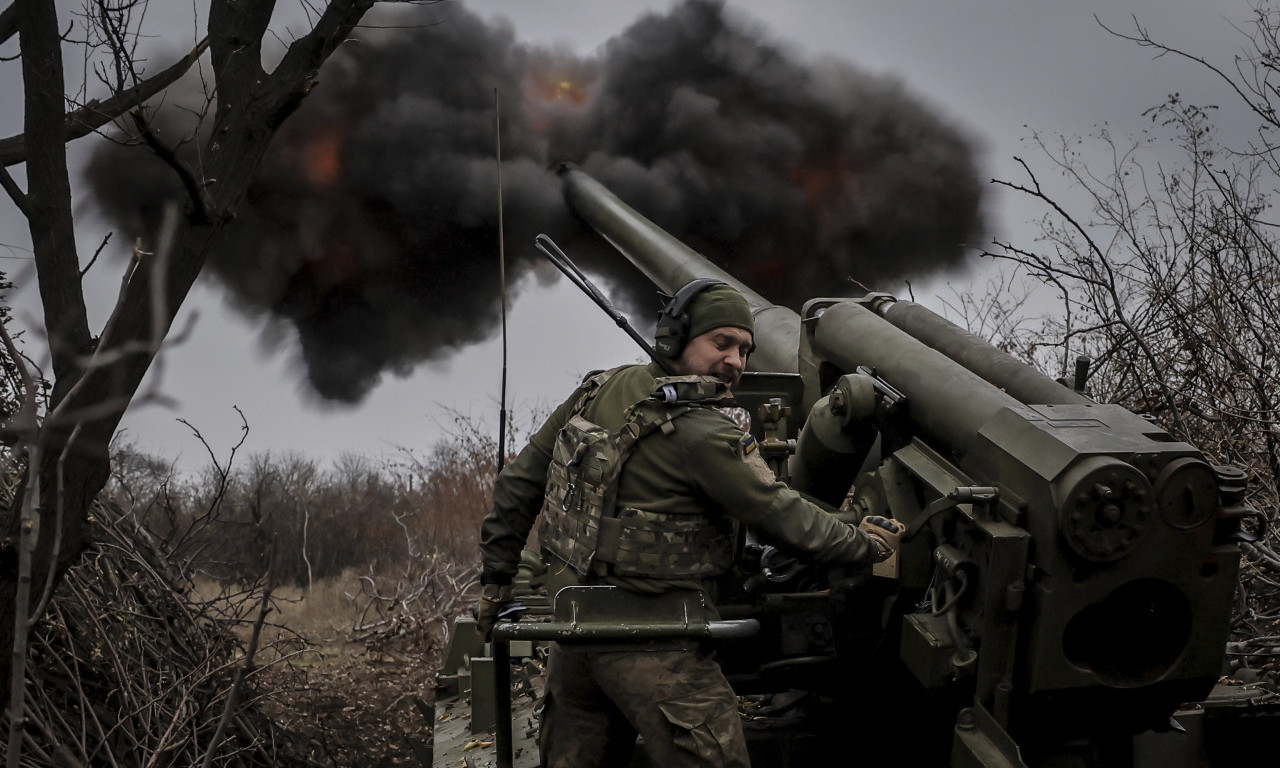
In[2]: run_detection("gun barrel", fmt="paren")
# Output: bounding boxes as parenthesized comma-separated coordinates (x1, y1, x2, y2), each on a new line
(560, 165, 800, 373)
(873, 297, 1090, 406)
(561, 164, 1083, 413)
(811, 300, 1024, 456)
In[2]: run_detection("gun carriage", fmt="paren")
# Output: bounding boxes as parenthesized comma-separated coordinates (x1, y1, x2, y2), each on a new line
(430, 166, 1259, 768)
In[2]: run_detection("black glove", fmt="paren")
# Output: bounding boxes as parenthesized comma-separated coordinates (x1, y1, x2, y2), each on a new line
(858, 515, 903, 563)
(476, 583, 513, 639)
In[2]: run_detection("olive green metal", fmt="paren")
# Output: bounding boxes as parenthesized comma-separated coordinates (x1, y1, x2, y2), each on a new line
(527, 167, 1254, 768)
(790, 391, 876, 506)
(810, 299, 1026, 458)
(493, 620, 760, 642)
(492, 642, 511, 768)
(869, 294, 1091, 407)
(472, 655, 497, 734)
(560, 164, 801, 374)
(492, 585, 760, 643)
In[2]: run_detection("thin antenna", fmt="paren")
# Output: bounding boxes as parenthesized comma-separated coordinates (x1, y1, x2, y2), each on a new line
(495, 88, 510, 474)
(534, 234, 676, 376)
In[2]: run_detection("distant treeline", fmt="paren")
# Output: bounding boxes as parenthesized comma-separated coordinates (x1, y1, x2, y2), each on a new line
(105, 420, 503, 587)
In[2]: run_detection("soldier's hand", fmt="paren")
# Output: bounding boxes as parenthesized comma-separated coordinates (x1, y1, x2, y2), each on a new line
(858, 515, 903, 563)
(476, 583, 513, 640)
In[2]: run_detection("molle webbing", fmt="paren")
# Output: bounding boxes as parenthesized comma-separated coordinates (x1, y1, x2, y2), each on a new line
(593, 507, 734, 578)
(538, 372, 735, 580)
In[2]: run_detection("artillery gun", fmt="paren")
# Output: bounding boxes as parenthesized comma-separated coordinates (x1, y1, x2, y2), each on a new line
(429, 166, 1266, 767)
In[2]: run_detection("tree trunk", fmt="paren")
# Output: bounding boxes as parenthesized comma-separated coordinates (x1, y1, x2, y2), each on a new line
(0, 0, 378, 713)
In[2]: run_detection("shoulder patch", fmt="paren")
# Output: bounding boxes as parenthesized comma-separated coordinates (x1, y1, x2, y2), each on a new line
(739, 433, 779, 484)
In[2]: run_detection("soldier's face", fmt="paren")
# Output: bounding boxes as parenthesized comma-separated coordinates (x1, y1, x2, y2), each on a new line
(673, 326, 753, 388)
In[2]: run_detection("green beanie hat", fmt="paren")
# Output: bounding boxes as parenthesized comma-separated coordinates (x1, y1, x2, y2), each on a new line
(685, 283, 755, 340)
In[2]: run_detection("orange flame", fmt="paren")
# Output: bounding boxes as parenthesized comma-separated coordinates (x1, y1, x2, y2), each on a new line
(304, 127, 345, 188)
(524, 51, 595, 107)
(788, 163, 844, 207)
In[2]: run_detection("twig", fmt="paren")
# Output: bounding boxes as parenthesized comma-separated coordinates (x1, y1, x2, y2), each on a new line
(200, 573, 273, 768)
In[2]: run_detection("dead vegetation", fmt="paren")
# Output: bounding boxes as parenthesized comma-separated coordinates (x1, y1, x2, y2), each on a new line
(25, 502, 303, 767)
(23, 497, 472, 768)
(0, 408, 511, 767)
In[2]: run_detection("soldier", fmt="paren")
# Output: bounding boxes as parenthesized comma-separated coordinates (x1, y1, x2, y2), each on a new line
(477, 279, 898, 768)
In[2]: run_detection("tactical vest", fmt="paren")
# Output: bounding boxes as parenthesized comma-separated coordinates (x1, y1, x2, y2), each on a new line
(538, 371, 738, 580)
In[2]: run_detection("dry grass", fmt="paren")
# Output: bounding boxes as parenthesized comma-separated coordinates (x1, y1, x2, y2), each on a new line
(267, 571, 372, 641)
(194, 567, 422, 655)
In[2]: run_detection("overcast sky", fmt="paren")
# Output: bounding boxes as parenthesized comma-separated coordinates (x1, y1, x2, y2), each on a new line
(0, 0, 1261, 474)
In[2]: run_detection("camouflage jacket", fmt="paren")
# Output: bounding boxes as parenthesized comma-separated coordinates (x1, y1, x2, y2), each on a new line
(479, 362, 879, 593)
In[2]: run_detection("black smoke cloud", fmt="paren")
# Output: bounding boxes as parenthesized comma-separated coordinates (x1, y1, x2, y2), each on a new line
(85, 0, 985, 402)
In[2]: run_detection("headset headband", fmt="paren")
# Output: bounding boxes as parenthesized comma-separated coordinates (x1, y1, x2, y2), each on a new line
(654, 278, 726, 358)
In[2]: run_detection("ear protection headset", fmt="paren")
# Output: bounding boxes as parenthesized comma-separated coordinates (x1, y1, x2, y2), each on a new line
(653, 278, 727, 359)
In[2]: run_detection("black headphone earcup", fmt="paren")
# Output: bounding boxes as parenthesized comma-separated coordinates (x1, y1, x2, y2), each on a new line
(655, 277, 725, 360)
(654, 329, 679, 358)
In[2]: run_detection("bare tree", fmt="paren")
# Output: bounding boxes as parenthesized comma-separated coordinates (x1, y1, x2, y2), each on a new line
(0, 0, 407, 731)
(980, 8, 1280, 637)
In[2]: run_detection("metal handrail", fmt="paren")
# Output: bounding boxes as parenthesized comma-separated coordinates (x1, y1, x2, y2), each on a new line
(488, 614, 760, 767)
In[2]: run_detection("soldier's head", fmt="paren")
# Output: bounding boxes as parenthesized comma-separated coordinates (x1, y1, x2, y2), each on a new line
(657, 280, 755, 388)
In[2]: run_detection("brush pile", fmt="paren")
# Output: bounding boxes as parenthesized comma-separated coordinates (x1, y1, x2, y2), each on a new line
(14, 502, 308, 768)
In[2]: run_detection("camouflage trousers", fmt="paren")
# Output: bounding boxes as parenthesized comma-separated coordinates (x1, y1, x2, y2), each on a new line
(540, 642, 751, 768)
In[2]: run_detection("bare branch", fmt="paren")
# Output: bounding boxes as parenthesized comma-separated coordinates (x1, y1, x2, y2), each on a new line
(0, 4, 16, 47)
(0, 38, 210, 168)
(1099, 13, 1280, 130)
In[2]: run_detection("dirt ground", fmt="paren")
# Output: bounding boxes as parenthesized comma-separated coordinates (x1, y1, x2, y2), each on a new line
(253, 636, 443, 767)
(213, 572, 483, 767)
